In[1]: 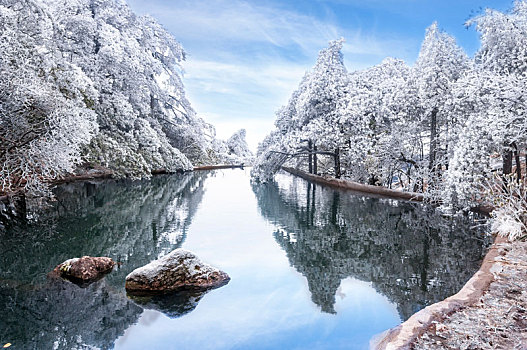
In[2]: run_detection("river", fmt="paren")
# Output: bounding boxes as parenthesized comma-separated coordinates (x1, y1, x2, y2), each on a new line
(0, 169, 490, 349)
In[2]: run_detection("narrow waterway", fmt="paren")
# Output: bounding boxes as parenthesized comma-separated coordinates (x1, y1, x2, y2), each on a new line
(0, 169, 489, 349)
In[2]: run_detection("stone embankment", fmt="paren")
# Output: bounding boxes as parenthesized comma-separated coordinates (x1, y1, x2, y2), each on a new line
(373, 236, 527, 349)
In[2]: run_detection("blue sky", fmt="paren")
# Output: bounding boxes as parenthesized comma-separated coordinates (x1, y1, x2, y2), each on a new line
(125, 0, 513, 151)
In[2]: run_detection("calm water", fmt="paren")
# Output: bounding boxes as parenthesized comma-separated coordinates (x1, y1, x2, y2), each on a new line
(0, 169, 489, 349)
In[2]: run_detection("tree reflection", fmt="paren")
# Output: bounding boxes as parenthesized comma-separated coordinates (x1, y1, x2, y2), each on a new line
(0, 172, 208, 348)
(253, 173, 490, 319)
(0, 279, 142, 350)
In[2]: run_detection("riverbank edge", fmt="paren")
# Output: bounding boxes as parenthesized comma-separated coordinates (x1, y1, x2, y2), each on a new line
(278, 167, 516, 349)
(0, 163, 246, 199)
(371, 234, 509, 349)
(0, 164, 245, 227)
(193, 164, 245, 171)
(281, 167, 424, 202)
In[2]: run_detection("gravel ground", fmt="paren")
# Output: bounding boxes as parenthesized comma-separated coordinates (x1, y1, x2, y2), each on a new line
(412, 240, 527, 350)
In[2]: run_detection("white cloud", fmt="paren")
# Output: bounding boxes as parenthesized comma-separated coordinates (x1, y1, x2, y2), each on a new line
(183, 59, 309, 151)
(128, 0, 339, 54)
(126, 0, 418, 151)
(128, 0, 416, 60)
(184, 60, 307, 93)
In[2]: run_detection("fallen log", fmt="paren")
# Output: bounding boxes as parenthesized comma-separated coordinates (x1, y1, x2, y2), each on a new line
(281, 167, 424, 202)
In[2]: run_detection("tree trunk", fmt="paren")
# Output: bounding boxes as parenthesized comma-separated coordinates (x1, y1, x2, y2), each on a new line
(334, 147, 341, 179)
(514, 142, 521, 181)
(331, 191, 339, 223)
(428, 108, 438, 172)
(308, 140, 313, 174)
(503, 144, 513, 175)
(310, 184, 316, 226)
(150, 94, 156, 118)
(313, 144, 318, 175)
(502, 143, 514, 193)
(306, 182, 311, 223)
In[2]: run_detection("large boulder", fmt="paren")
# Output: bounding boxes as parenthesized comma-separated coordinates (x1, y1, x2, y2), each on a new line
(125, 249, 230, 295)
(51, 256, 115, 285)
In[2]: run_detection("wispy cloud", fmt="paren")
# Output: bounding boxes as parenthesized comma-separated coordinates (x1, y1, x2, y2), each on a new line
(184, 60, 307, 96)
(184, 59, 308, 150)
(125, 0, 419, 150)
(128, 0, 339, 56)
(129, 0, 416, 60)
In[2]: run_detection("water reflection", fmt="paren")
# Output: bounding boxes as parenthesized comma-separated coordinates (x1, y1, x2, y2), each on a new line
(0, 279, 142, 350)
(0, 170, 490, 349)
(253, 173, 490, 320)
(129, 290, 211, 319)
(0, 172, 208, 349)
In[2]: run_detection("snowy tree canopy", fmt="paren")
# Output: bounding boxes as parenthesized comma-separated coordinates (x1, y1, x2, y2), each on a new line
(252, 39, 349, 181)
(225, 129, 253, 162)
(0, 0, 229, 196)
(445, 1, 527, 207)
(253, 0, 527, 218)
(0, 0, 98, 196)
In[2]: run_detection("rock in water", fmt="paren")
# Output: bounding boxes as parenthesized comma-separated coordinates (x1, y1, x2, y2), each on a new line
(51, 256, 115, 285)
(125, 249, 230, 295)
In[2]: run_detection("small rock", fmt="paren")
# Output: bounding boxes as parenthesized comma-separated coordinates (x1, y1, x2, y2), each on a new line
(125, 249, 230, 295)
(51, 256, 115, 285)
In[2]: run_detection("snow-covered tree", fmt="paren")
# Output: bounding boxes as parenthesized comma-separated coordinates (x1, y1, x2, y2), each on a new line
(225, 129, 253, 162)
(445, 1, 527, 207)
(338, 58, 417, 187)
(469, 1, 527, 76)
(251, 131, 287, 181)
(294, 38, 349, 177)
(413, 22, 470, 196)
(252, 39, 349, 181)
(0, 0, 97, 196)
(44, 0, 200, 176)
(1, 0, 227, 197)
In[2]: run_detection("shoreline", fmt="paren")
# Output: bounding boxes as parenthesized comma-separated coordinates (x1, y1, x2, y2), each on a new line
(1, 163, 246, 199)
(372, 235, 509, 349)
(411, 235, 527, 348)
(279, 167, 524, 349)
(193, 164, 245, 171)
(0, 164, 244, 228)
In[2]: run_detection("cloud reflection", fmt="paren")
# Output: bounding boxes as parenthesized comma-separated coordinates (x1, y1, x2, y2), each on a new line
(115, 169, 400, 350)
